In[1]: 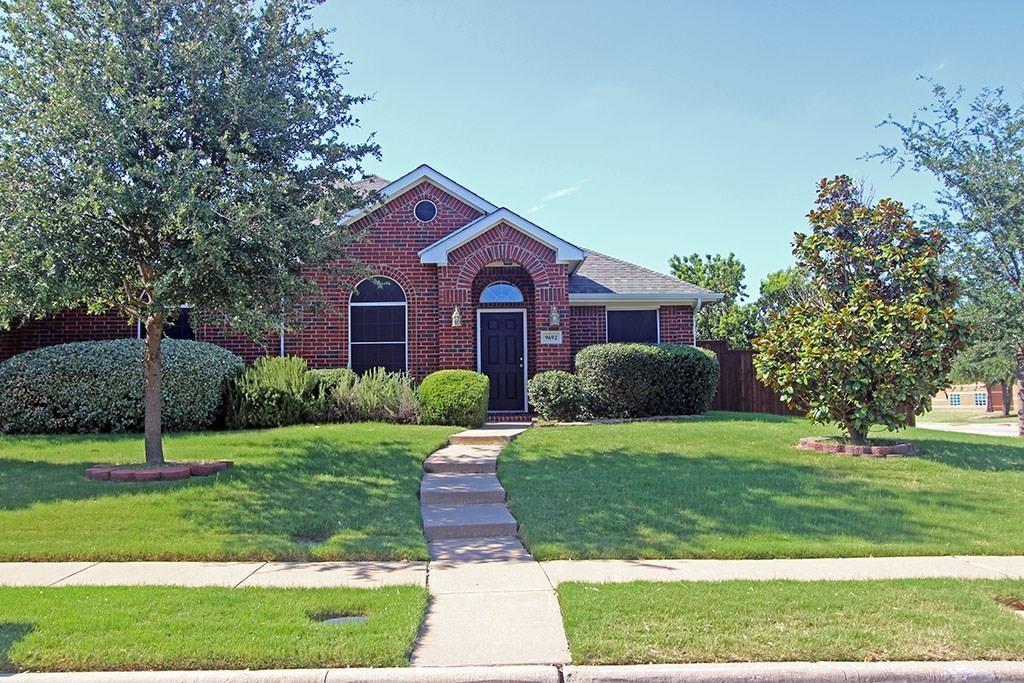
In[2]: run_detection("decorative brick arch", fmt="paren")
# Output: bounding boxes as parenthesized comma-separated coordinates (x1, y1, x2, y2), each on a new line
(438, 222, 572, 378)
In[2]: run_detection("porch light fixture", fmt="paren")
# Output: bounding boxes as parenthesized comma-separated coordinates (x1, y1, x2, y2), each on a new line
(451, 306, 462, 327)
(549, 305, 560, 327)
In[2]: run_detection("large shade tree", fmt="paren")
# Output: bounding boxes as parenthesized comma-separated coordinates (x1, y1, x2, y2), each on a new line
(669, 252, 748, 341)
(754, 176, 967, 445)
(0, 0, 378, 462)
(871, 81, 1024, 435)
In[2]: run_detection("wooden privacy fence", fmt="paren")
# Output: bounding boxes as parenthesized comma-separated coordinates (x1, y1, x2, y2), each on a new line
(697, 340, 797, 416)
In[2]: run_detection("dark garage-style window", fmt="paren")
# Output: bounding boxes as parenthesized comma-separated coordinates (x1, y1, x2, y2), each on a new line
(606, 309, 659, 343)
(350, 277, 407, 373)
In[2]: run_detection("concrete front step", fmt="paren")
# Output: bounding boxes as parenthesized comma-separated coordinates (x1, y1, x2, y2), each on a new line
(424, 445, 502, 474)
(421, 504, 518, 541)
(420, 473, 506, 505)
(448, 424, 530, 447)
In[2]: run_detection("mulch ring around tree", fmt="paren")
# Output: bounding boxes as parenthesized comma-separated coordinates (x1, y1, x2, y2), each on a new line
(84, 461, 234, 482)
(798, 436, 917, 457)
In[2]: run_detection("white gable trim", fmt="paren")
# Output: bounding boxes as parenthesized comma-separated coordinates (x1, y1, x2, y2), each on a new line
(343, 164, 498, 224)
(418, 208, 586, 266)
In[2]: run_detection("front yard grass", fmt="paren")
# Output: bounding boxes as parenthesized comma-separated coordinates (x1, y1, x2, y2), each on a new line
(501, 412, 1024, 560)
(0, 585, 426, 671)
(558, 579, 1024, 664)
(0, 423, 457, 561)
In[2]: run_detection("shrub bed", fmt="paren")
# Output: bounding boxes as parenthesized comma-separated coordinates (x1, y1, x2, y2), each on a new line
(418, 370, 489, 427)
(0, 339, 243, 434)
(226, 356, 316, 429)
(528, 370, 589, 421)
(575, 343, 719, 419)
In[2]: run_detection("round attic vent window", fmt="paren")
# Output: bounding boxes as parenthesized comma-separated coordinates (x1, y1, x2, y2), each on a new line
(414, 200, 437, 222)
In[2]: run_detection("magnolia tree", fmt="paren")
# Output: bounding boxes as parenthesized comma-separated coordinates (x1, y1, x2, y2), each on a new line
(0, 0, 378, 463)
(754, 176, 967, 445)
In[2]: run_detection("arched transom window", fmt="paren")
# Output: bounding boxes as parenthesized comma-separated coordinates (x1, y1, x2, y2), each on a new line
(349, 277, 407, 373)
(480, 281, 524, 304)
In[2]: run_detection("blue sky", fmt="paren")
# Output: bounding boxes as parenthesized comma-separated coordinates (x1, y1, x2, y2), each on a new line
(317, 0, 1023, 294)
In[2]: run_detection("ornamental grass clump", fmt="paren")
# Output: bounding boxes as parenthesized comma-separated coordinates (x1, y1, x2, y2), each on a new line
(753, 175, 968, 445)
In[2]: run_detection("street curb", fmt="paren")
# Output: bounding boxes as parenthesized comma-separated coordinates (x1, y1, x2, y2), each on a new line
(564, 662, 1024, 683)
(0, 665, 559, 683)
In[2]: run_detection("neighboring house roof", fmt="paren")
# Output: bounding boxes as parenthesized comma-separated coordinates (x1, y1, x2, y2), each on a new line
(348, 164, 722, 305)
(419, 207, 586, 266)
(568, 250, 722, 304)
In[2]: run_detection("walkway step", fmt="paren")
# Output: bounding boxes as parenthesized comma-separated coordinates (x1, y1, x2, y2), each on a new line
(421, 504, 518, 541)
(421, 473, 506, 505)
(448, 424, 530, 447)
(424, 445, 501, 474)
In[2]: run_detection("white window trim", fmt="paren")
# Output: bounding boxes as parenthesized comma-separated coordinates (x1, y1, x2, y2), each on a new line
(476, 308, 528, 414)
(605, 307, 661, 344)
(480, 280, 525, 304)
(348, 277, 409, 373)
(413, 199, 438, 223)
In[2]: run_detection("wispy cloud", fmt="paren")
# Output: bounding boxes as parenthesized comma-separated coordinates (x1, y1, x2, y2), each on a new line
(526, 179, 589, 214)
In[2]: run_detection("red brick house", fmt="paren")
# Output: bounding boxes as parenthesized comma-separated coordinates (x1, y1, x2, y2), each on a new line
(0, 165, 721, 413)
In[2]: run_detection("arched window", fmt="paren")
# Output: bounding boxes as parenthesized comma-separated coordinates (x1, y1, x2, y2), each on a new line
(349, 277, 407, 373)
(480, 281, 524, 304)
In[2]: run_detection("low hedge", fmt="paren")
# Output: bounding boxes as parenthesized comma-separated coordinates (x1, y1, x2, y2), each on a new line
(0, 339, 243, 433)
(575, 343, 719, 418)
(528, 370, 589, 422)
(418, 370, 489, 427)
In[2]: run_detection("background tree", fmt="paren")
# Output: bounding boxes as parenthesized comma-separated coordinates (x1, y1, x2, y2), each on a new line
(669, 252, 747, 341)
(949, 293, 1018, 416)
(871, 80, 1024, 435)
(0, 0, 378, 463)
(754, 176, 967, 445)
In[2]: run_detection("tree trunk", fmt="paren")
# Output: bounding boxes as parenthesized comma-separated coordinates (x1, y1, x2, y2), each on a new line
(1016, 342, 1024, 438)
(144, 313, 165, 464)
(1002, 381, 1012, 418)
(842, 418, 869, 446)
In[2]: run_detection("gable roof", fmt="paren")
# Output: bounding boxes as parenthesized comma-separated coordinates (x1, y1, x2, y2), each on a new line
(344, 164, 498, 224)
(419, 208, 586, 266)
(568, 250, 722, 304)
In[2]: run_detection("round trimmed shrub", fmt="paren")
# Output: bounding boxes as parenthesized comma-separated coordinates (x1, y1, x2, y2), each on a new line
(575, 343, 719, 418)
(527, 370, 589, 422)
(418, 370, 489, 427)
(0, 339, 244, 433)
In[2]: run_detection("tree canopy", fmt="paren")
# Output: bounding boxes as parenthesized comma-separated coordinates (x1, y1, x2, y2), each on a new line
(871, 80, 1024, 433)
(754, 176, 967, 444)
(0, 0, 378, 461)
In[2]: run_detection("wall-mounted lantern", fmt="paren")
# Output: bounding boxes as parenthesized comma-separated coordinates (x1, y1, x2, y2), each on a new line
(549, 305, 560, 327)
(451, 306, 462, 327)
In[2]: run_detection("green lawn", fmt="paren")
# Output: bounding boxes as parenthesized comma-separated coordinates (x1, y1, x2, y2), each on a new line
(500, 412, 1024, 560)
(558, 579, 1024, 664)
(0, 585, 426, 671)
(0, 423, 457, 561)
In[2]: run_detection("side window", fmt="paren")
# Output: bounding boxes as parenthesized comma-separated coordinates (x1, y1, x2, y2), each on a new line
(349, 277, 407, 373)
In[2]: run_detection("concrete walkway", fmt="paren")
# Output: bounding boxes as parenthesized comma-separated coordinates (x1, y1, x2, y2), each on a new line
(412, 423, 571, 667)
(917, 421, 1021, 438)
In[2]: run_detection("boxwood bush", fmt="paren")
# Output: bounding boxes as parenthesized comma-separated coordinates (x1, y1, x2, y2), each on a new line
(575, 343, 719, 418)
(418, 370, 489, 427)
(528, 370, 589, 422)
(0, 339, 243, 433)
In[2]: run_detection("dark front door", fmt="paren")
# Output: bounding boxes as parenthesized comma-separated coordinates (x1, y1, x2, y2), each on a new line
(479, 312, 525, 412)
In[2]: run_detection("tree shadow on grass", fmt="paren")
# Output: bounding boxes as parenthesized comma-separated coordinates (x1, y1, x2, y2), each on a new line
(0, 623, 33, 673)
(0, 458, 205, 511)
(909, 431, 1024, 472)
(177, 437, 430, 560)
(503, 449, 998, 559)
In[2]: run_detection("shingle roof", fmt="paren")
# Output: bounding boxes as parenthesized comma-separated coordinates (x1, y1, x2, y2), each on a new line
(569, 250, 717, 297)
(350, 175, 391, 193)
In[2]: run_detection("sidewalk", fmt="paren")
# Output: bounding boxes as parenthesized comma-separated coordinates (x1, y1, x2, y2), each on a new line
(917, 421, 1020, 438)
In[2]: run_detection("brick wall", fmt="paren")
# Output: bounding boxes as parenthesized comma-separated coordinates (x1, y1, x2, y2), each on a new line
(659, 305, 695, 344)
(569, 305, 606, 364)
(0, 310, 135, 362)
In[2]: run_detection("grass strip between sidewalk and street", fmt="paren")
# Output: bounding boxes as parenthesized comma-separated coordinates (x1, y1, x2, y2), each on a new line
(557, 578, 1024, 664)
(0, 584, 428, 671)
